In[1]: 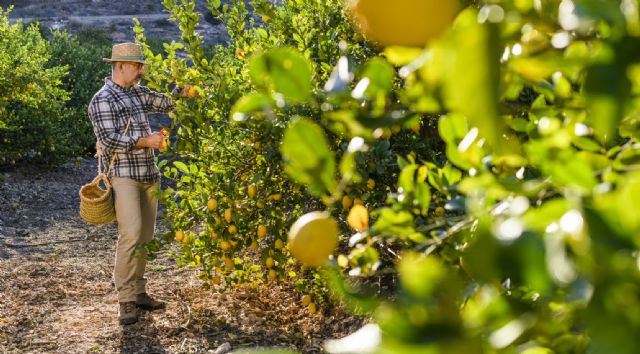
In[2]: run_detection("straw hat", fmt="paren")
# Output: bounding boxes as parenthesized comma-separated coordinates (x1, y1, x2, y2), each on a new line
(102, 42, 146, 64)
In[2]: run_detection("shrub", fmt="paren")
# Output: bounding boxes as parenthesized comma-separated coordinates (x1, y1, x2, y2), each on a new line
(0, 7, 69, 166)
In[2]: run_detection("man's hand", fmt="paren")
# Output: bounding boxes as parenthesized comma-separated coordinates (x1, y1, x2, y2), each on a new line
(180, 85, 199, 98)
(134, 131, 165, 149)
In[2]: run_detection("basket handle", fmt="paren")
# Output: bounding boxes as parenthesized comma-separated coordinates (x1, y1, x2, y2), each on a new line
(91, 173, 112, 191)
(97, 111, 134, 178)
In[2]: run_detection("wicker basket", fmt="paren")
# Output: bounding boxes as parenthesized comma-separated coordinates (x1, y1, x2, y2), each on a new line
(79, 173, 116, 225)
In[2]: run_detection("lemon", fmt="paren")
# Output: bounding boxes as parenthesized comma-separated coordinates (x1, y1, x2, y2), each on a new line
(228, 225, 238, 235)
(256, 201, 265, 209)
(269, 193, 282, 201)
(268, 269, 277, 280)
(266, 257, 275, 268)
(257, 224, 267, 238)
(348, 0, 460, 47)
(342, 195, 353, 209)
(288, 211, 339, 268)
(337, 254, 350, 268)
(367, 178, 376, 189)
(207, 198, 218, 211)
(274, 239, 284, 250)
(220, 240, 232, 251)
(224, 208, 232, 223)
(347, 205, 369, 232)
(435, 206, 445, 216)
(175, 230, 185, 242)
(223, 256, 235, 270)
(248, 184, 257, 199)
(301, 295, 312, 306)
(250, 240, 259, 250)
(211, 275, 222, 285)
(308, 303, 317, 314)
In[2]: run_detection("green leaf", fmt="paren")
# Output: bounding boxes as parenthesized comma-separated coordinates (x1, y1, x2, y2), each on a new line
(442, 9, 520, 156)
(281, 117, 336, 196)
(372, 208, 425, 242)
(230, 92, 274, 122)
(248, 47, 313, 103)
(398, 253, 446, 301)
(173, 161, 190, 174)
(353, 57, 395, 100)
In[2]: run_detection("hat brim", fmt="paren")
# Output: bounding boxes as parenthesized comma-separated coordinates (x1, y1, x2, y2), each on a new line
(102, 58, 147, 64)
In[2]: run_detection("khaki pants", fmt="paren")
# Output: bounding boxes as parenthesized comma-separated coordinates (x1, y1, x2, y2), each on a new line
(111, 176, 160, 303)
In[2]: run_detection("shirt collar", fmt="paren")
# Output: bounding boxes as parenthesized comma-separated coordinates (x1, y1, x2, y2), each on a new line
(105, 77, 136, 92)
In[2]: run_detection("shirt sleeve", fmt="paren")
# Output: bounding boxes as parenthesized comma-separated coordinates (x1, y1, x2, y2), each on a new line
(135, 86, 176, 113)
(88, 93, 138, 154)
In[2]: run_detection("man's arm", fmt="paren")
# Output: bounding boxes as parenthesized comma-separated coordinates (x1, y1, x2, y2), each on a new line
(135, 86, 177, 113)
(88, 94, 138, 154)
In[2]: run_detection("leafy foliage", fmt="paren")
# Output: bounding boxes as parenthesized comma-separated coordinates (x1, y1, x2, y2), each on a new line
(0, 7, 69, 165)
(0, 8, 112, 166)
(138, 0, 640, 352)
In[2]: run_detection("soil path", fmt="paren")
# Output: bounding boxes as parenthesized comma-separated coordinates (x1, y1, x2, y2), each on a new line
(0, 157, 363, 353)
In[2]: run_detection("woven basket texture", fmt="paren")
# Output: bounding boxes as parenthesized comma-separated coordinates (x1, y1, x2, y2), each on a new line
(79, 174, 116, 225)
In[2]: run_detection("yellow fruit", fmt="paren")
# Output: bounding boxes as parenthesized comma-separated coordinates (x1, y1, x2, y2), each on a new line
(224, 257, 235, 271)
(347, 205, 369, 232)
(348, 0, 460, 47)
(266, 257, 275, 268)
(367, 178, 375, 189)
(274, 239, 284, 250)
(230, 240, 238, 248)
(256, 201, 265, 209)
(411, 122, 421, 133)
(224, 208, 232, 223)
(211, 275, 222, 285)
(207, 198, 218, 211)
(187, 86, 198, 97)
(308, 303, 317, 314)
(220, 240, 232, 251)
(248, 184, 257, 199)
(337, 254, 350, 268)
(211, 230, 219, 239)
(175, 230, 185, 242)
(214, 216, 222, 225)
(228, 225, 238, 235)
(262, 15, 271, 23)
(301, 295, 312, 306)
(268, 269, 277, 280)
(254, 141, 262, 149)
(435, 206, 445, 216)
(257, 224, 267, 238)
(269, 193, 282, 201)
(342, 195, 353, 209)
(288, 211, 339, 268)
(250, 241, 259, 250)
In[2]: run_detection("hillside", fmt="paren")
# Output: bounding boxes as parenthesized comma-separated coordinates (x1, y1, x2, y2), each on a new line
(1, 0, 230, 45)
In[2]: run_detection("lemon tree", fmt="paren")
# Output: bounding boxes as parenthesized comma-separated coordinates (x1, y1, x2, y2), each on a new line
(137, 0, 640, 352)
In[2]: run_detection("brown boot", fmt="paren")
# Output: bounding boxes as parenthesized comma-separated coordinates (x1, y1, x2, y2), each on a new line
(136, 293, 166, 311)
(119, 301, 138, 325)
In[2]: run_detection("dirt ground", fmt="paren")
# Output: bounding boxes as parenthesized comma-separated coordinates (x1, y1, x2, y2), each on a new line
(0, 157, 364, 353)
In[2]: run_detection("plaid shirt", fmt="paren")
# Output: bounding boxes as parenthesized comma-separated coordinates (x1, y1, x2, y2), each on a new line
(88, 78, 175, 183)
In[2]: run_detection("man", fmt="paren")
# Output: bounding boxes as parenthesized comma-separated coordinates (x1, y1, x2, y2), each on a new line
(88, 42, 194, 325)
